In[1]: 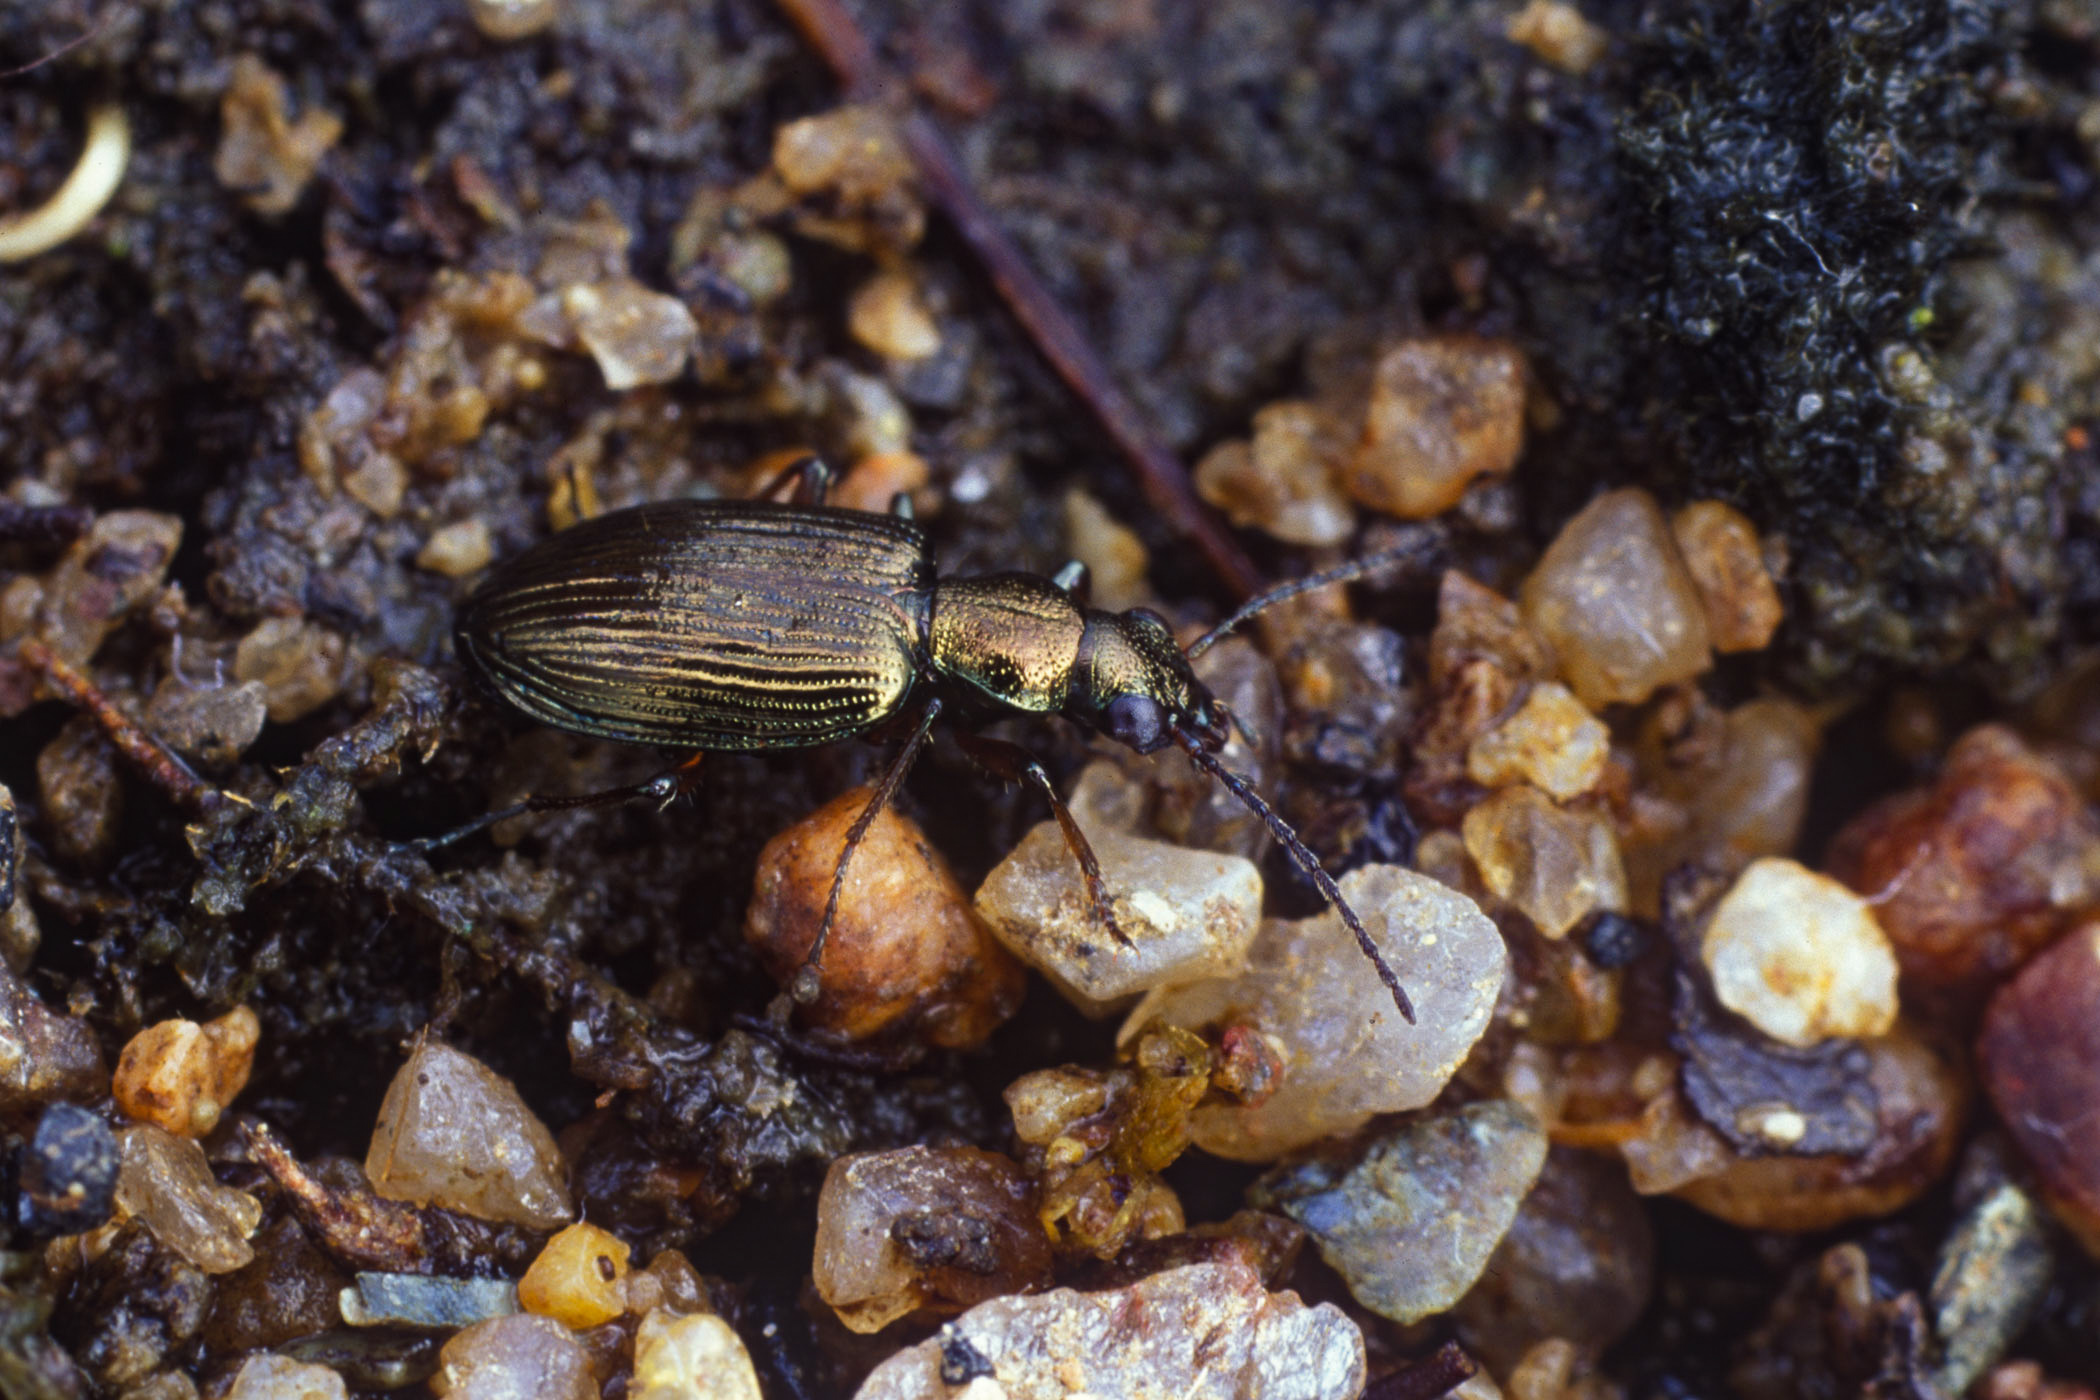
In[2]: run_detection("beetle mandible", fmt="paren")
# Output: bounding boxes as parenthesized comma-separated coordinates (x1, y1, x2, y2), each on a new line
(433, 459, 1419, 1022)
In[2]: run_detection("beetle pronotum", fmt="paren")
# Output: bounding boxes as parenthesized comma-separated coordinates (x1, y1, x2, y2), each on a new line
(432, 460, 1421, 1022)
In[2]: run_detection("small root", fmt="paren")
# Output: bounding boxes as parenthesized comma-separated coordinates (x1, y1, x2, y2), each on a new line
(0, 102, 130, 263)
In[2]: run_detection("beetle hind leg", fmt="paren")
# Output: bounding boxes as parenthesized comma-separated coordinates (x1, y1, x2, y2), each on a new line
(406, 753, 705, 853)
(955, 732, 1129, 948)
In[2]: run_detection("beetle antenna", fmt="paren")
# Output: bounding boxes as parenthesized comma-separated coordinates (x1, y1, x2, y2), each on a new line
(1170, 728, 1416, 1024)
(1186, 534, 1435, 659)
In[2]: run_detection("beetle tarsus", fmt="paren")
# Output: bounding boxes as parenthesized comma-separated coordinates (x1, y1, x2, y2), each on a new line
(1172, 728, 1417, 1024)
(407, 771, 686, 854)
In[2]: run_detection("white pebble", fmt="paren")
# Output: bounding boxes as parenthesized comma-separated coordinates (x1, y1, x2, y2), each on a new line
(975, 813, 1263, 1017)
(1701, 857, 1898, 1047)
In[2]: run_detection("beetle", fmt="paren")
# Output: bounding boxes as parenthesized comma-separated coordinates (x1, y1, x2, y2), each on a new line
(430, 460, 1419, 1022)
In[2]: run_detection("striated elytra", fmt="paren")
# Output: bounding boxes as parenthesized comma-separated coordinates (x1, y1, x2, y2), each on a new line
(447, 467, 1418, 1021)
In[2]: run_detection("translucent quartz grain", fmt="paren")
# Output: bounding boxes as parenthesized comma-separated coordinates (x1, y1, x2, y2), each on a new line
(773, 107, 915, 200)
(30, 510, 182, 668)
(852, 1256, 1364, 1400)
(415, 519, 493, 578)
(813, 1145, 1051, 1333)
(365, 1040, 571, 1230)
(1061, 489, 1151, 612)
(848, 271, 941, 361)
(1194, 400, 1357, 547)
(1255, 1100, 1549, 1326)
(1135, 865, 1506, 1162)
(223, 1354, 348, 1400)
(113, 1123, 261, 1274)
(561, 278, 697, 391)
(213, 56, 342, 217)
(145, 676, 267, 765)
(233, 617, 347, 723)
(1519, 488, 1711, 709)
(113, 1005, 260, 1137)
(432, 1314, 596, 1400)
(633, 1310, 763, 1400)
(1462, 785, 1629, 938)
(976, 812, 1263, 1017)
(467, 0, 558, 40)
(1670, 500, 1784, 653)
(1700, 858, 1898, 1047)
(1346, 337, 1527, 519)
(1452, 1147, 1656, 1371)
(1674, 698, 1819, 872)
(1466, 681, 1610, 800)
(1429, 571, 1558, 690)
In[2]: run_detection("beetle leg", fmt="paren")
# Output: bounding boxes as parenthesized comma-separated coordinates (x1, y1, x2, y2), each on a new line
(406, 770, 686, 854)
(888, 491, 915, 520)
(1050, 560, 1091, 604)
(794, 696, 945, 1005)
(953, 731, 1129, 948)
(753, 453, 833, 505)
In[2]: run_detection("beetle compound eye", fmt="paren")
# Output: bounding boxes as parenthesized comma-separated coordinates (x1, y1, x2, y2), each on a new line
(1104, 693, 1167, 753)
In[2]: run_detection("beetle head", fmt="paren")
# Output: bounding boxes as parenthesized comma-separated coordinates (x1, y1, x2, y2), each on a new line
(1072, 608, 1228, 754)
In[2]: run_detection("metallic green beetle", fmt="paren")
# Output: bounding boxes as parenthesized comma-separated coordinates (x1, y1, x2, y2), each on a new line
(447, 473, 1416, 1022)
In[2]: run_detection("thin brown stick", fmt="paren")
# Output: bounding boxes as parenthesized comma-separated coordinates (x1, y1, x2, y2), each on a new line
(1362, 1343, 1479, 1400)
(771, 0, 1264, 599)
(17, 637, 213, 810)
(0, 11, 118, 80)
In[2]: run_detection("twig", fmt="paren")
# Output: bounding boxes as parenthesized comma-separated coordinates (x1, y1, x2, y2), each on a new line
(243, 1120, 430, 1273)
(771, 0, 1264, 598)
(0, 11, 119, 79)
(16, 637, 214, 811)
(1362, 1342, 1479, 1400)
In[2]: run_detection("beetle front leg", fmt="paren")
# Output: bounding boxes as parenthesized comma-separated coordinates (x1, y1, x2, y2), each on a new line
(954, 732, 1130, 948)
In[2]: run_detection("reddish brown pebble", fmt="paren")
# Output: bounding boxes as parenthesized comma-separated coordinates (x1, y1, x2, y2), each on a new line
(1829, 724, 2100, 986)
(1980, 921, 2100, 1256)
(1982, 1361, 2100, 1400)
(747, 785, 1024, 1048)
